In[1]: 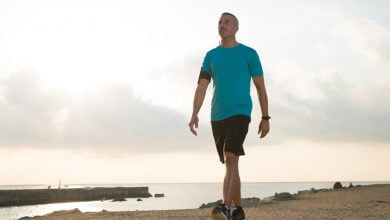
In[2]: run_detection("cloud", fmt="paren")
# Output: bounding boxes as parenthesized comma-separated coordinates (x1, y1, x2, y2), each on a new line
(245, 15, 390, 145)
(331, 18, 390, 75)
(261, 73, 390, 144)
(0, 69, 67, 146)
(0, 70, 212, 155)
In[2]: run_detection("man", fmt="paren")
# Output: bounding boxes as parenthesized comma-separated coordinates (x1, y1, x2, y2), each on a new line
(188, 12, 270, 220)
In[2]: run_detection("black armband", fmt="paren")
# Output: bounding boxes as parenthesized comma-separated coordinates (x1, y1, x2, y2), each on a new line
(197, 71, 211, 84)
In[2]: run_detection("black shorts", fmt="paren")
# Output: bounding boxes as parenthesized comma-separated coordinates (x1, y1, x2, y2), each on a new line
(211, 114, 251, 164)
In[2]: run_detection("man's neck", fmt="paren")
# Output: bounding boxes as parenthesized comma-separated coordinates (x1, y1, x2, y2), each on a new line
(220, 38, 238, 48)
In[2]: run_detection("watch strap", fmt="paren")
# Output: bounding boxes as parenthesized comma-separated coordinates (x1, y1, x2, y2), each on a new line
(262, 115, 271, 120)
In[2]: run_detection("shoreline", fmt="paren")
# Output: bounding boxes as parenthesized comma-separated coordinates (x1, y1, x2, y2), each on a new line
(20, 183, 390, 220)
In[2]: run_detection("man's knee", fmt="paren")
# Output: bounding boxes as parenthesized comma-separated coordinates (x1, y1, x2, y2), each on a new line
(224, 151, 239, 166)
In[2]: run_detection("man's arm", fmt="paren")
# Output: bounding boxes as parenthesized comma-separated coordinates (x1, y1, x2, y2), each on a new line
(253, 76, 270, 138)
(188, 79, 210, 136)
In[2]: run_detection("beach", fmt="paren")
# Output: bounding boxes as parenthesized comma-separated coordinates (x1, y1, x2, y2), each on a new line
(22, 183, 390, 220)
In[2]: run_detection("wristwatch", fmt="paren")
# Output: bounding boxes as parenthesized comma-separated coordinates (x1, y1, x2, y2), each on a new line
(262, 115, 271, 120)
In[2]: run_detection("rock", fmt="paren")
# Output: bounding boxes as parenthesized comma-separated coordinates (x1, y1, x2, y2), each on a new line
(333, 182, 343, 189)
(375, 200, 389, 204)
(154, 193, 164, 197)
(318, 188, 330, 192)
(101, 209, 108, 212)
(200, 192, 298, 209)
(260, 196, 274, 204)
(49, 208, 81, 215)
(199, 199, 222, 208)
(274, 192, 296, 201)
(349, 182, 354, 188)
(137, 198, 142, 201)
(111, 197, 127, 202)
(199, 198, 263, 208)
(240, 197, 262, 207)
(297, 190, 310, 195)
(19, 208, 82, 219)
(298, 188, 329, 194)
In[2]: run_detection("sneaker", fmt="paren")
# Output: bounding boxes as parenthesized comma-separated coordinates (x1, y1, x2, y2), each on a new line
(211, 203, 231, 220)
(231, 206, 245, 220)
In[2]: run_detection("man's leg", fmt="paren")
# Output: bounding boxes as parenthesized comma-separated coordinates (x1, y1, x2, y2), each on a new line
(223, 168, 229, 205)
(223, 151, 241, 207)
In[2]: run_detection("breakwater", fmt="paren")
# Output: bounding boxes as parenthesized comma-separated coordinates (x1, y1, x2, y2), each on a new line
(0, 187, 152, 207)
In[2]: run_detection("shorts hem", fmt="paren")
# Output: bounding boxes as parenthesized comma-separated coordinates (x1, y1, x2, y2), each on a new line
(219, 150, 245, 164)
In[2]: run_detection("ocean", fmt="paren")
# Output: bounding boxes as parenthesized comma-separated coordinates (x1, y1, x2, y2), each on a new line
(0, 181, 389, 220)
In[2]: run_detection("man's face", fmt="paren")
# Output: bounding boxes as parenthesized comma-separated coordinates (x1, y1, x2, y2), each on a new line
(218, 14, 238, 39)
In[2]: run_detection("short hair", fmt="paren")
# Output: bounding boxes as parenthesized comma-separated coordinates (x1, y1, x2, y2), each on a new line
(221, 12, 239, 28)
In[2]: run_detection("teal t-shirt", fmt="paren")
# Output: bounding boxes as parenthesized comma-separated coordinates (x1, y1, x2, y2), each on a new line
(200, 43, 264, 121)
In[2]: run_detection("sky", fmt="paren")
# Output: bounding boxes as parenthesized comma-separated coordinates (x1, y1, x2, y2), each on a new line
(0, 0, 389, 185)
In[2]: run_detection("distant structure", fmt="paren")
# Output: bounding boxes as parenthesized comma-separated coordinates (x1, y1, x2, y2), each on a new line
(48, 185, 51, 189)
(58, 179, 61, 189)
(0, 187, 152, 207)
(154, 193, 164, 198)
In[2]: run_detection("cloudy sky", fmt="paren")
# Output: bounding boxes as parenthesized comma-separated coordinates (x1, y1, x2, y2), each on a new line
(0, 0, 389, 185)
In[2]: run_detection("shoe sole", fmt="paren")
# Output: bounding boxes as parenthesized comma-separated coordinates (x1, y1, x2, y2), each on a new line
(211, 212, 229, 220)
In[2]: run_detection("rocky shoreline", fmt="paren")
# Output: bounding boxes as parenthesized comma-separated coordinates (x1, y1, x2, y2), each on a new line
(20, 182, 390, 220)
(199, 181, 358, 208)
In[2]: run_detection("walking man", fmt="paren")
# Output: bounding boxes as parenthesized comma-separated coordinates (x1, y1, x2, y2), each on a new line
(188, 12, 270, 220)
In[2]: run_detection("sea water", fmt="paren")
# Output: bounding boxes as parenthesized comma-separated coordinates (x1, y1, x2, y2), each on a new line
(0, 181, 389, 220)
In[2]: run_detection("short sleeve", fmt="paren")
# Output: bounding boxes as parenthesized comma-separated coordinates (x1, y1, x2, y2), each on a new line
(200, 53, 211, 74)
(249, 50, 264, 77)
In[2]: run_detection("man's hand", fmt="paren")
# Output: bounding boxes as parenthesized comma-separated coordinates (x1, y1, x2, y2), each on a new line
(258, 119, 270, 138)
(188, 115, 199, 136)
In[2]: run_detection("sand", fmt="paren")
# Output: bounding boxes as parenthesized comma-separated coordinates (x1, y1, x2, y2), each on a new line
(22, 184, 390, 220)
